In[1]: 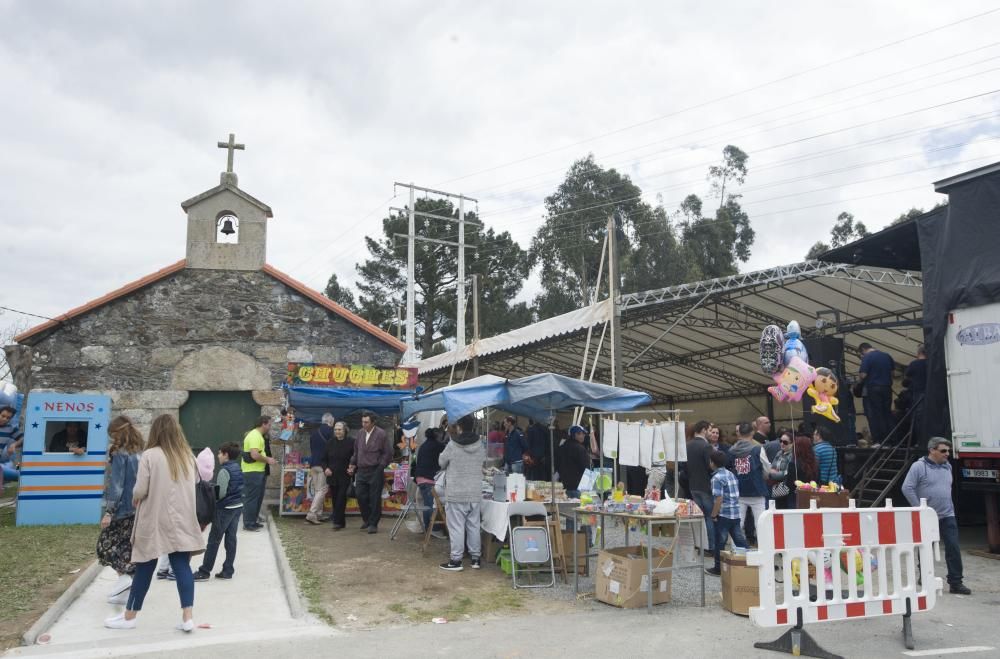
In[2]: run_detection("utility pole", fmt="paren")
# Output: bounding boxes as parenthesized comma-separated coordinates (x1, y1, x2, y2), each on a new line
(472, 273, 480, 378)
(458, 196, 466, 348)
(406, 186, 416, 362)
(391, 183, 480, 362)
(608, 214, 623, 388)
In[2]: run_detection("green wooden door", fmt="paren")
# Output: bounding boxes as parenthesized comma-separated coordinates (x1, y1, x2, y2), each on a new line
(179, 391, 261, 454)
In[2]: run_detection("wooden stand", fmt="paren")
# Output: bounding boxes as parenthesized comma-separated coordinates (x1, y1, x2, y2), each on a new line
(421, 490, 448, 553)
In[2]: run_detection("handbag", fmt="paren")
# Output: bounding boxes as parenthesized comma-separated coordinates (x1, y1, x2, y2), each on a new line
(195, 473, 216, 527)
(770, 481, 790, 499)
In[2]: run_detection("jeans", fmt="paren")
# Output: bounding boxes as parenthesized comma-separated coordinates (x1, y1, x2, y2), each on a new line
(713, 516, 748, 571)
(307, 466, 328, 520)
(866, 385, 894, 443)
(690, 490, 716, 552)
(355, 467, 384, 528)
(418, 483, 436, 531)
(242, 471, 265, 529)
(445, 501, 482, 561)
(199, 506, 241, 577)
(328, 468, 351, 528)
(0, 460, 17, 482)
(128, 551, 194, 611)
(939, 516, 964, 586)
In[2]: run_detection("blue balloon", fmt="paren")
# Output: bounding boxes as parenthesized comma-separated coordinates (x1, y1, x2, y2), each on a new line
(782, 320, 809, 366)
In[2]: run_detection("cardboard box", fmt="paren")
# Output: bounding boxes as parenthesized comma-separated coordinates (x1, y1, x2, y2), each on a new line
(562, 530, 589, 576)
(720, 550, 759, 616)
(595, 546, 673, 609)
(796, 490, 849, 509)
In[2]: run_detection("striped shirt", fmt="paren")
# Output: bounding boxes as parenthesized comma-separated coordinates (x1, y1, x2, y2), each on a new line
(711, 467, 741, 519)
(813, 441, 839, 484)
(0, 421, 23, 460)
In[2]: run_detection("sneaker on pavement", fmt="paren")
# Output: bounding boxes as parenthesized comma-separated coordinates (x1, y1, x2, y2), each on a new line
(192, 571, 210, 582)
(305, 516, 320, 525)
(215, 572, 233, 579)
(109, 574, 132, 597)
(165, 570, 176, 581)
(244, 526, 261, 532)
(470, 558, 481, 569)
(705, 567, 721, 576)
(104, 613, 136, 630)
(107, 590, 130, 605)
(367, 526, 378, 534)
(156, 568, 171, 580)
(430, 530, 447, 540)
(439, 560, 463, 572)
(176, 619, 195, 633)
(950, 583, 972, 595)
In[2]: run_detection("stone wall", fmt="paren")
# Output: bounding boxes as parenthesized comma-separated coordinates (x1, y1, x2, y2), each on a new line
(5, 266, 402, 502)
(8, 267, 399, 393)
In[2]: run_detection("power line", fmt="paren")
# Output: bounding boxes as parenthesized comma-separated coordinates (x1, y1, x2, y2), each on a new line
(432, 8, 1000, 187)
(0, 305, 55, 321)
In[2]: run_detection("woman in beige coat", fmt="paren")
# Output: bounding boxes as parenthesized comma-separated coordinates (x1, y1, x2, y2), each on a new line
(105, 415, 206, 632)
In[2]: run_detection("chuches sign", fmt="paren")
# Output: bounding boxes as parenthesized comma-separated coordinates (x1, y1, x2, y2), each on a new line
(286, 363, 418, 389)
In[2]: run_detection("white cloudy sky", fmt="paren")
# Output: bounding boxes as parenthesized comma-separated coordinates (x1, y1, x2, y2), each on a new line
(2, 1, 999, 340)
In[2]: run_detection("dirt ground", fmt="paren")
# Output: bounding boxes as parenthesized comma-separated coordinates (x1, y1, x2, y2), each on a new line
(273, 510, 576, 629)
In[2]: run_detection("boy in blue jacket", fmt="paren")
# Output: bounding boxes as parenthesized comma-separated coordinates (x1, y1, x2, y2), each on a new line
(194, 443, 245, 580)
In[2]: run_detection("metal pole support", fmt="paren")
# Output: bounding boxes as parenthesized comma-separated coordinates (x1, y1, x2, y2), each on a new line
(902, 599, 915, 650)
(753, 610, 844, 659)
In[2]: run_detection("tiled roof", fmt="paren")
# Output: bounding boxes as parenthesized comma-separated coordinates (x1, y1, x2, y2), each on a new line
(15, 261, 406, 353)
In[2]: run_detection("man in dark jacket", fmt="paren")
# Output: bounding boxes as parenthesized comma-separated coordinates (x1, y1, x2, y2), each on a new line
(348, 411, 393, 534)
(685, 420, 716, 555)
(502, 416, 527, 474)
(727, 421, 771, 545)
(413, 428, 448, 536)
(525, 419, 549, 480)
(559, 425, 590, 497)
(305, 413, 334, 524)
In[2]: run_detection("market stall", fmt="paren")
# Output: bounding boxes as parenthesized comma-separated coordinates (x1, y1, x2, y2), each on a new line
(278, 362, 419, 517)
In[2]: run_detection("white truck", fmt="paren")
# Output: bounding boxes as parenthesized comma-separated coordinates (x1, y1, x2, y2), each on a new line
(945, 302, 1000, 552)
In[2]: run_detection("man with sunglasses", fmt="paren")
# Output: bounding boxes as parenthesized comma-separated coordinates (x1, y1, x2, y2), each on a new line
(902, 438, 971, 595)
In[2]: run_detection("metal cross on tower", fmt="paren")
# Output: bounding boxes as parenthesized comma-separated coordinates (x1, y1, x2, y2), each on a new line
(217, 133, 245, 173)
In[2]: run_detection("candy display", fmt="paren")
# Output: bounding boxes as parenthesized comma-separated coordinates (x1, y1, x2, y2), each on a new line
(794, 480, 842, 493)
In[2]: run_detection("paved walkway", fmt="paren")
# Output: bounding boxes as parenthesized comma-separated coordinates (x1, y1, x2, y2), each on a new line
(4, 518, 332, 658)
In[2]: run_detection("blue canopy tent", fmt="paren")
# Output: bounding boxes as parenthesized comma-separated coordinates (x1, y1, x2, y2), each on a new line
(285, 385, 418, 423)
(400, 372, 652, 498)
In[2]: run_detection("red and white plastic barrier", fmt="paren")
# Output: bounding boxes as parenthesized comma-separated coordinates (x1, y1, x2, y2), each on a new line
(747, 498, 943, 628)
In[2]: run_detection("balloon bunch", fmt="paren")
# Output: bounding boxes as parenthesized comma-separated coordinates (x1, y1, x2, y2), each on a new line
(759, 321, 841, 423)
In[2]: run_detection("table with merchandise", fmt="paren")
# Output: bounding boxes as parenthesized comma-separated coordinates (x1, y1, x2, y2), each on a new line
(572, 500, 706, 613)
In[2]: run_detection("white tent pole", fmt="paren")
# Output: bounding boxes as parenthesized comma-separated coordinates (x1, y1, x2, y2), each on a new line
(572, 232, 610, 426)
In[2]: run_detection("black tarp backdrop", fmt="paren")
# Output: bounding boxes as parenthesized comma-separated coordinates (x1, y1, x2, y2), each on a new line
(919, 172, 1000, 440)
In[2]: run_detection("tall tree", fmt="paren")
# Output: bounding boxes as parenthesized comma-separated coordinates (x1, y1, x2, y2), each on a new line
(353, 198, 531, 357)
(803, 211, 871, 260)
(530, 155, 647, 318)
(323, 273, 360, 314)
(676, 145, 755, 280)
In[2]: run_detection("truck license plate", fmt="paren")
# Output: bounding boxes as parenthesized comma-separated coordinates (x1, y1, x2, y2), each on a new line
(962, 469, 999, 479)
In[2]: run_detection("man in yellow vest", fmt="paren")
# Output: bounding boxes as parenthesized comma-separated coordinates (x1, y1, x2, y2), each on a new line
(242, 415, 276, 531)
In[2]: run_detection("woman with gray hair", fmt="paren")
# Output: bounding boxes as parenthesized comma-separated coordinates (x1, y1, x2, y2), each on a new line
(323, 421, 355, 530)
(305, 413, 335, 524)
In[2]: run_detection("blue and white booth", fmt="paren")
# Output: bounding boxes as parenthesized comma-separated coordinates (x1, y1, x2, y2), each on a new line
(16, 393, 110, 526)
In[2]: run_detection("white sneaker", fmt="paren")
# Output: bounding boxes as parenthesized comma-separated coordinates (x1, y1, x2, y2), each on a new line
(107, 589, 130, 605)
(109, 574, 132, 597)
(175, 619, 195, 633)
(104, 612, 136, 629)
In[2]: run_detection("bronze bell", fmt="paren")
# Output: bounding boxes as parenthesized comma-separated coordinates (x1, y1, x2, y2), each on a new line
(220, 218, 236, 236)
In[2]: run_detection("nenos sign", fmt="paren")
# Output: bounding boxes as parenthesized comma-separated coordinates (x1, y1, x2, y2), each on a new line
(956, 323, 1000, 346)
(286, 363, 418, 389)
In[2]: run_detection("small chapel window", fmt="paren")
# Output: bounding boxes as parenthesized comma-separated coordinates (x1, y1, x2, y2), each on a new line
(216, 212, 239, 244)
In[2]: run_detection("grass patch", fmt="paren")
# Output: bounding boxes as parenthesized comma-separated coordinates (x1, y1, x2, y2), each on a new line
(272, 512, 335, 625)
(390, 586, 525, 622)
(0, 502, 98, 649)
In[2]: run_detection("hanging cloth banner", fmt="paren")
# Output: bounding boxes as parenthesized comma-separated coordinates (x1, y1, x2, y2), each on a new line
(618, 422, 641, 466)
(602, 417, 619, 459)
(656, 421, 688, 462)
(638, 423, 655, 468)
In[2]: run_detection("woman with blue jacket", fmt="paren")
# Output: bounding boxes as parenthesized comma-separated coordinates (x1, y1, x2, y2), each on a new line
(97, 416, 144, 605)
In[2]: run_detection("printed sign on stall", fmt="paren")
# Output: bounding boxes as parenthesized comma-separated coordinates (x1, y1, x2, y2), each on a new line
(286, 363, 418, 389)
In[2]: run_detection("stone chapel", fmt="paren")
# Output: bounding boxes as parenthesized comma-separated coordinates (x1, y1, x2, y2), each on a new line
(4, 135, 405, 451)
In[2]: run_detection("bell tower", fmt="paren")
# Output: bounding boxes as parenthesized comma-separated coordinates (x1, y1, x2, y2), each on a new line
(181, 133, 273, 271)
